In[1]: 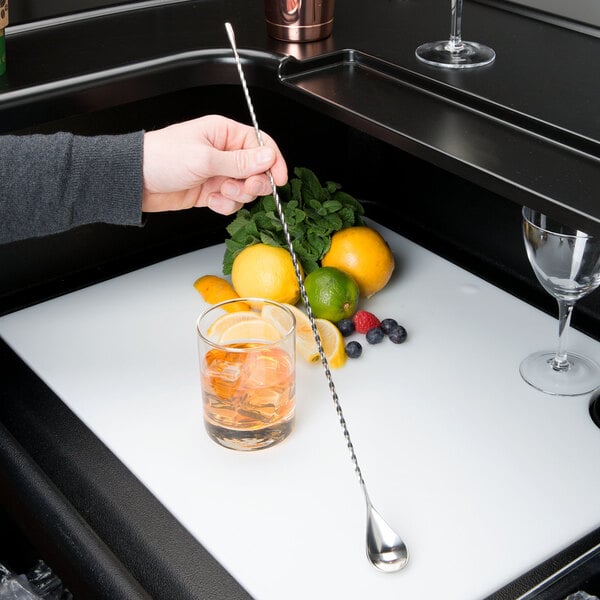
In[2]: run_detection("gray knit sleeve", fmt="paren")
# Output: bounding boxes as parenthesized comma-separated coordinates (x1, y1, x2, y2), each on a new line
(0, 131, 144, 244)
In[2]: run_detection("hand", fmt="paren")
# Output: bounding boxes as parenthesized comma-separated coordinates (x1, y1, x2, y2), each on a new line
(141, 115, 288, 215)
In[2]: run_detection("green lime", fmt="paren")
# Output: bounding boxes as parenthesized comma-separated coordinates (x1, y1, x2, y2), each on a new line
(304, 266, 360, 322)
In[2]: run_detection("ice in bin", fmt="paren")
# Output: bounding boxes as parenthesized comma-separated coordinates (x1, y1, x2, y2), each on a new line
(0, 560, 72, 599)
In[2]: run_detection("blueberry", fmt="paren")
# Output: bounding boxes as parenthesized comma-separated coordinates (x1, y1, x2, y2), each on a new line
(389, 325, 407, 344)
(346, 341, 362, 358)
(366, 327, 384, 344)
(336, 318, 355, 337)
(380, 318, 398, 335)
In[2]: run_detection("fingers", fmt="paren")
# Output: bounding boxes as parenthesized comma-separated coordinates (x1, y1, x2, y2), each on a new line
(203, 170, 282, 216)
(207, 196, 243, 215)
(206, 144, 283, 182)
(142, 115, 288, 216)
(203, 120, 288, 186)
(257, 132, 288, 186)
(219, 174, 275, 204)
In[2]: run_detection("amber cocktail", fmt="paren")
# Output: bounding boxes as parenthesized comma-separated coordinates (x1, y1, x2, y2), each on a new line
(197, 298, 296, 450)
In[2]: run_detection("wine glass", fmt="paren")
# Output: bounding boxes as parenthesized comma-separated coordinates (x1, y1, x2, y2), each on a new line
(520, 207, 600, 396)
(415, 0, 495, 69)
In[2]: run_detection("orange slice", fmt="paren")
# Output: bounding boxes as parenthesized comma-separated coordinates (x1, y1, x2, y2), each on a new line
(193, 275, 250, 312)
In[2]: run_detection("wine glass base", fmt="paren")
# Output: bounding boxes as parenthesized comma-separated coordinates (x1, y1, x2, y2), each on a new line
(520, 351, 600, 397)
(415, 40, 496, 69)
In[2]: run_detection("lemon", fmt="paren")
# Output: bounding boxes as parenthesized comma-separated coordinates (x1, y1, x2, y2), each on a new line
(281, 303, 346, 368)
(206, 311, 263, 340)
(231, 244, 303, 304)
(261, 303, 296, 337)
(282, 304, 319, 363)
(304, 266, 359, 322)
(321, 226, 395, 298)
(218, 318, 281, 344)
(316, 318, 346, 369)
(194, 275, 250, 312)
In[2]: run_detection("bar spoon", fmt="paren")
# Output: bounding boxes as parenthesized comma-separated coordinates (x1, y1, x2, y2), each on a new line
(224, 22, 409, 573)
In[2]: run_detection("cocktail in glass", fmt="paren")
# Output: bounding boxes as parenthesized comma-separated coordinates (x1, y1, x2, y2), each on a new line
(197, 298, 296, 450)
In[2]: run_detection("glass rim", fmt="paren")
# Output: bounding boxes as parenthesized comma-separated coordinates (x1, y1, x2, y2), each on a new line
(522, 206, 595, 240)
(196, 297, 296, 350)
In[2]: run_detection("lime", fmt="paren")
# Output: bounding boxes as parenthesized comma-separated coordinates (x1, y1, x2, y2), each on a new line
(304, 267, 359, 322)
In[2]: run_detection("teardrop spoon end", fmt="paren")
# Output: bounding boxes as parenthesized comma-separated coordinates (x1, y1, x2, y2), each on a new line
(367, 545, 409, 573)
(365, 498, 409, 573)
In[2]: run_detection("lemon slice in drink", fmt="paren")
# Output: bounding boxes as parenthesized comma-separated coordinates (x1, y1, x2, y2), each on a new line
(206, 311, 263, 340)
(218, 319, 281, 344)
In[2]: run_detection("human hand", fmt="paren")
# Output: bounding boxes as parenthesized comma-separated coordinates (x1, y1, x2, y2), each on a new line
(141, 115, 288, 215)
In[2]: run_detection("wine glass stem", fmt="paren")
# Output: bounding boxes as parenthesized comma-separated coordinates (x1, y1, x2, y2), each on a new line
(448, 0, 464, 50)
(552, 299, 575, 371)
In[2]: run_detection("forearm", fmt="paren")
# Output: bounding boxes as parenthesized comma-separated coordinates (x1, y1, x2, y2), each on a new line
(0, 131, 144, 244)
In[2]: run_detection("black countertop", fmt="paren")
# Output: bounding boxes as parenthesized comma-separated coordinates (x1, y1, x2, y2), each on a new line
(2, 0, 600, 235)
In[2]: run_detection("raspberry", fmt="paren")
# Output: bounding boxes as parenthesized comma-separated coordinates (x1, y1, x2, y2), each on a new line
(352, 310, 380, 334)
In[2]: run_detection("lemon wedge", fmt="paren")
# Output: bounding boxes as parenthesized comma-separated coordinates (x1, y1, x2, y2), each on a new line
(261, 303, 295, 336)
(276, 304, 319, 363)
(277, 303, 346, 368)
(315, 317, 347, 369)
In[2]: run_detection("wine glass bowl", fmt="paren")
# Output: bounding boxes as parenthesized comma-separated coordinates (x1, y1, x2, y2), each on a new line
(523, 218, 600, 301)
(416, 0, 495, 69)
(520, 207, 600, 396)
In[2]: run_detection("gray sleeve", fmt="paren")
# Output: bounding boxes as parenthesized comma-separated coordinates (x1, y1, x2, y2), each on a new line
(0, 130, 144, 244)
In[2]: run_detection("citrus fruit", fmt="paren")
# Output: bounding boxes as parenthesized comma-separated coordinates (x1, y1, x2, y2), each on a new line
(321, 226, 395, 298)
(217, 318, 281, 344)
(281, 303, 346, 368)
(282, 303, 319, 363)
(194, 275, 250, 312)
(315, 317, 347, 369)
(304, 266, 359, 322)
(261, 303, 296, 337)
(206, 311, 264, 340)
(231, 244, 303, 304)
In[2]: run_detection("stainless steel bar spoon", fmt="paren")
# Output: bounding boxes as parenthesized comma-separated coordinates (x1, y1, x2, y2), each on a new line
(224, 22, 409, 573)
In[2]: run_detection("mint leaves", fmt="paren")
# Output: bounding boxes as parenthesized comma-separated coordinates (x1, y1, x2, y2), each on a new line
(222, 167, 364, 275)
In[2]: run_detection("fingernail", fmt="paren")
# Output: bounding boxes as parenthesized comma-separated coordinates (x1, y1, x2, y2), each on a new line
(222, 181, 239, 198)
(247, 178, 263, 196)
(256, 147, 275, 165)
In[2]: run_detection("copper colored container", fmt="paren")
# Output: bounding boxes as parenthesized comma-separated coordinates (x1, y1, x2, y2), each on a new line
(265, 0, 335, 43)
(0, 0, 8, 76)
(0, 0, 7, 29)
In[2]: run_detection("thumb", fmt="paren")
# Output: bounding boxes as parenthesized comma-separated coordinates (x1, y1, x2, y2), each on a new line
(208, 146, 276, 179)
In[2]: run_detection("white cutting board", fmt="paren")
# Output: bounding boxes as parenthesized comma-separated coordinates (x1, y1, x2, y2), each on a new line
(1, 220, 599, 600)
